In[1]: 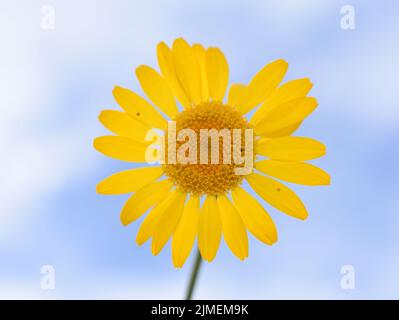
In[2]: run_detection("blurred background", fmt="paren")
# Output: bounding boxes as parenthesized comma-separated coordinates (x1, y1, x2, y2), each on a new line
(1, 0, 398, 299)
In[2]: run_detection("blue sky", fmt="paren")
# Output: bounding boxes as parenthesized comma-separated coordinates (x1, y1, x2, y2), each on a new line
(1, 0, 399, 299)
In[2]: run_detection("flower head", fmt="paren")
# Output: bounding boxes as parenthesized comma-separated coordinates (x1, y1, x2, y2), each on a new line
(94, 38, 330, 268)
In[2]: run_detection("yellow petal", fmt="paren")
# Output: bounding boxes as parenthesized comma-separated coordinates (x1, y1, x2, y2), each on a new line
(93, 136, 147, 162)
(206, 47, 229, 102)
(193, 44, 209, 102)
(96, 166, 163, 195)
(136, 65, 178, 119)
(265, 122, 302, 138)
(257, 136, 326, 161)
(247, 173, 308, 220)
(172, 196, 200, 268)
(157, 41, 191, 109)
(98, 110, 150, 143)
(136, 189, 178, 245)
(112, 86, 167, 130)
(256, 160, 330, 186)
(255, 97, 317, 137)
(217, 195, 248, 260)
(227, 84, 246, 107)
(198, 195, 221, 262)
(172, 38, 202, 104)
(231, 187, 277, 245)
(120, 179, 173, 226)
(251, 78, 313, 125)
(151, 191, 187, 256)
(236, 59, 288, 114)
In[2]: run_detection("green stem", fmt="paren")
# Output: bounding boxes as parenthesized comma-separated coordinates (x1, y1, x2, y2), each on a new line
(185, 250, 202, 300)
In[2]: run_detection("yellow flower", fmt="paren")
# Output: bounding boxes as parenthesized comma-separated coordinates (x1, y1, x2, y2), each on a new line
(94, 38, 330, 268)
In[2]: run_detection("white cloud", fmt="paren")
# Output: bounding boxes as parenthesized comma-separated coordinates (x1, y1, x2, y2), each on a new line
(311, 7, 399, 125)
(0, 0, 161, 239)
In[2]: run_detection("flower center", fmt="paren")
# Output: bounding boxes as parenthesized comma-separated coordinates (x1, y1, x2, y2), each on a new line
(162, 101, 253, 196)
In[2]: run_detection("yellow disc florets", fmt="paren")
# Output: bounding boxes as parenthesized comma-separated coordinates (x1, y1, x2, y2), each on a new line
(163, 101, 253, 196)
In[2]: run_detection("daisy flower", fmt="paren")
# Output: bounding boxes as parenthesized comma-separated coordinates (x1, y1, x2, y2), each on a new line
(94, 38, 330, 268)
